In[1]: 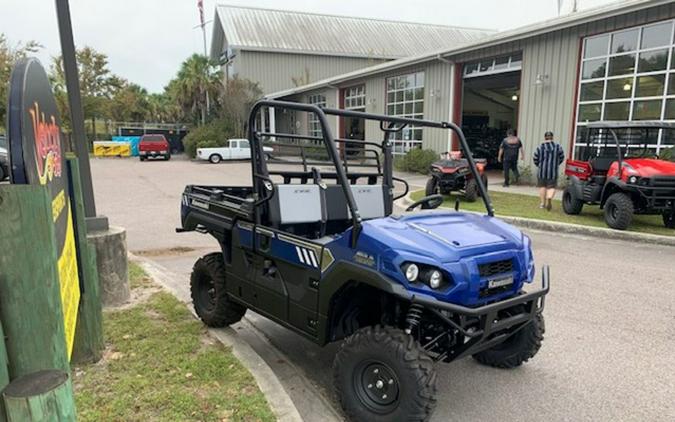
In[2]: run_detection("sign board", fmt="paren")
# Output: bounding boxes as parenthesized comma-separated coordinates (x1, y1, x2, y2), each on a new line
(93, 141, 131, 157)
(7, 58, 81, 359)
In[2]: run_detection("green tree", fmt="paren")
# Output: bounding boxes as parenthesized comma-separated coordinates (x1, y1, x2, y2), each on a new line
(169, 54, 222, 125)
(0, 34, 42, 132)
(50, 46, 117, 140)
(218, 77, 262, 137)
(107, 81, 150, 123)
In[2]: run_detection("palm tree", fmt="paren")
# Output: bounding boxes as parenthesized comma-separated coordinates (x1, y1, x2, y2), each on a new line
(172, 54, 222, 125)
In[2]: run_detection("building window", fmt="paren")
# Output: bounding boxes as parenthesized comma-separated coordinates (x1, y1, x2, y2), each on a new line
(307, 94, 326, 140)
(344, 85, 366, 110)
(464, 53, 523, 78)
(386, 72, 424, 154)
(574, 19, 675, 157)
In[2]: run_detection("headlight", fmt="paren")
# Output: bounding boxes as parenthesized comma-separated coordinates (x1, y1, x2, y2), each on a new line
(428, 270, 443, 289)
(404, 263, 419, 282)
(628, 175, 638, 184)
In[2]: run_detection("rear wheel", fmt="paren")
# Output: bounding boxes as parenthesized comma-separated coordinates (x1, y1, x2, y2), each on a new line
(663, 212, 675, 229)
(604, 192, 634, 230)
(464, 178, 478, 202)
(334, 326, 437, 422)
(562, 186, 584, 215)
(473, 312, 545, 369)
(139, 156, 146, 162)
(209, 154, 222, 164)
(190, 252, 246, 327)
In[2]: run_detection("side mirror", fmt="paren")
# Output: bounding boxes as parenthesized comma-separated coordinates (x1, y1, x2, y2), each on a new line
(406, 194, 443, 212)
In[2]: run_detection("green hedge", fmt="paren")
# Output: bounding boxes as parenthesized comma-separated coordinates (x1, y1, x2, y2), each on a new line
(394, 148, 439, 174)
(183, 119, 236, 158)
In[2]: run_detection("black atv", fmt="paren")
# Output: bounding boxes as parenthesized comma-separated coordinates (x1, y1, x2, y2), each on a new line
(426, 152, 488, 202)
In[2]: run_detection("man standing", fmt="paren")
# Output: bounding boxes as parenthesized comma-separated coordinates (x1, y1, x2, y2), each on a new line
(498, 129, 523, 187)
(533, 131, 565, 210)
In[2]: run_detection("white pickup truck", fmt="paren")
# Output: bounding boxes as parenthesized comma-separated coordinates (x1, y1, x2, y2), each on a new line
(196, 139, 274, 163)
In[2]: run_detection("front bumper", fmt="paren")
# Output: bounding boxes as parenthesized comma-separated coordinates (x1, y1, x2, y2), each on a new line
(409, 265, 549, 361)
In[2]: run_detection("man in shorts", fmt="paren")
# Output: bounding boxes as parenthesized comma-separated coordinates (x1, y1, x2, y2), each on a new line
(533, 131, 565, 210)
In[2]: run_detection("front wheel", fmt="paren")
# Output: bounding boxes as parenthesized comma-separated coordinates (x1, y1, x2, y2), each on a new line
(334, 326, 437, 422)
(190, 252, 246, 327)
(604, 192, 634, 230)
(473, 313, 545, 369)
(562, 186, 584, 215)
(464, 178, 478, 202)
(663, 212, 675, 229)
(209, 154, 222, 164)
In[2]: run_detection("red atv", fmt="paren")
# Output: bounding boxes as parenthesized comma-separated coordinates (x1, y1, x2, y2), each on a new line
(563, 121, 675, 230)
(425, 151, 488, 202)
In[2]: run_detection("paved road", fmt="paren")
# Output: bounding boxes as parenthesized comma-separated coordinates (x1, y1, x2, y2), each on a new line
(93, 156, 675, 422)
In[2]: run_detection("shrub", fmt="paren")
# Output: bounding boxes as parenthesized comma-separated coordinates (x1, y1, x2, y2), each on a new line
(394, 148, 439, 174)
(660, 146, 675, 162)
(183, 118, 236, 158)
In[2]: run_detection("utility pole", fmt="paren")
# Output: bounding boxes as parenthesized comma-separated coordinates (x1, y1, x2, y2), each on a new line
(54, 0, 108, 231)
(198, 0, 210, 122)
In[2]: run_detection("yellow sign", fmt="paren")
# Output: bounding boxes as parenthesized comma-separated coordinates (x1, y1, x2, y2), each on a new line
(93, 141, 131, 157)
(56, 203, 81, 358)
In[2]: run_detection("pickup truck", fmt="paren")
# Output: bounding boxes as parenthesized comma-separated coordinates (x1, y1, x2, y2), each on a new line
(196, 138, 273, 163)
(139, 134, 171, 161)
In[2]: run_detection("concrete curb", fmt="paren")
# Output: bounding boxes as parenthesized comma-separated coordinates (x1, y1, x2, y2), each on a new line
(400, 193, 675, 247)
(129, 253, 303, 422)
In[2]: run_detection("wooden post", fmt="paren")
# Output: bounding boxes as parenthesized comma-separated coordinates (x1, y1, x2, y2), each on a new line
(2, 370, 76, 421)
(67, 158, 104, 364)
(0, 185, 70, 378)
(1, 321, 10, 422)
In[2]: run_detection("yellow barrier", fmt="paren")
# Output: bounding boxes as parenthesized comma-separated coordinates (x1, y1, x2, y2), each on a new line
(93, 142, 131, 157)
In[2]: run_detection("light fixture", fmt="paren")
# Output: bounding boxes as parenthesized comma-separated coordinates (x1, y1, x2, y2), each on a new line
(511, 94, 519, 101)
(623, 83, 632, 91)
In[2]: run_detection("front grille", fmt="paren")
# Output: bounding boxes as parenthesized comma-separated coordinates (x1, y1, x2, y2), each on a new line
(651, 177, 675, 188)
(478, 259, 513, 278)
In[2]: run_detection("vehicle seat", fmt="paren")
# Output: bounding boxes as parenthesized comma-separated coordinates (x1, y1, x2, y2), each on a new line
(267, 184, 326, 237)
(589, 156, 615, 173)
(323, 184, 387, 234)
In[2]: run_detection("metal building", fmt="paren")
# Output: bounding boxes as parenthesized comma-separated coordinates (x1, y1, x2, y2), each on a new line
(266, 0, 675, 166)
(210, 4, 494, 95)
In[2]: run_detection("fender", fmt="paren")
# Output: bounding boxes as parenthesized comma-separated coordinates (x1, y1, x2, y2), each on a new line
(316, 260, 411, 344)
(600, 177, 627, 207)
(566, 175, 585, 200)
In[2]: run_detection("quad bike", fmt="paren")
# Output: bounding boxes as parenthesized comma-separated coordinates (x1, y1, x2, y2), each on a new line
(425, 151, 488, 202)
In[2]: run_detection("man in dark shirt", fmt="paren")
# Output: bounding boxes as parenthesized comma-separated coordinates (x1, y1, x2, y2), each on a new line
(533, 131, 565, 210)
(498, 129, 523, 187)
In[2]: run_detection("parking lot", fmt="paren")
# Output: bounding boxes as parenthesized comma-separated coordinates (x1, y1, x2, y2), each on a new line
(93, 156, 675, 422)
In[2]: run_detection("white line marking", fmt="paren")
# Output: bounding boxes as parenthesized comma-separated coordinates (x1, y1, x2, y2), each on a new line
(301, 248, 312, 267)
(309, 250, 318, 268)
(296, 246, 305, 264)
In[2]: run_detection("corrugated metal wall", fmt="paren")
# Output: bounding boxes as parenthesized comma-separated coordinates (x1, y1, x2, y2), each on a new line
(275, 2, 675, 164)
(450, 2, 675, 165)
(236, 51, 387, 94)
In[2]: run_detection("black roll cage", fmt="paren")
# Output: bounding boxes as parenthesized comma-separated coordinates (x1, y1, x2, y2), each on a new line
(247, 100, 494, 246)
(582, 121, 675, 177)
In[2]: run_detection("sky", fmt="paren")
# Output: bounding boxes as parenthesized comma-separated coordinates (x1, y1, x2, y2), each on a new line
(1, 0, 620, 93)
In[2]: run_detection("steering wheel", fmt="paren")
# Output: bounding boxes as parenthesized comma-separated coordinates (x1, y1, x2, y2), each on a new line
(406, 194, 443, 212)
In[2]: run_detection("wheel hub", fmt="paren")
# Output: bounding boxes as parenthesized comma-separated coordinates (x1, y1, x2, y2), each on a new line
(355, 362, 399, 411)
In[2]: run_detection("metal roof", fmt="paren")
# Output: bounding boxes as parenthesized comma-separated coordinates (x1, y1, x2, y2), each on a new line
(266, 0, 673, 99)
(211, 4, 494, 60)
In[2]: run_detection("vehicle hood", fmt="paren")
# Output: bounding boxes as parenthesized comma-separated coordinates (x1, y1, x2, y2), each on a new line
(623, 158, 675, 177)
(361, 211, 524, 262)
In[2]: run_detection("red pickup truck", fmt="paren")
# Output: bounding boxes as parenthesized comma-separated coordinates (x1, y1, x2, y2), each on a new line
(138, 134, 171, 161)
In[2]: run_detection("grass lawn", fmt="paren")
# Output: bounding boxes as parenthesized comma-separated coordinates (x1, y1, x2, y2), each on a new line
(410, 189, 674, 237)
(73, 262, 275, 422)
